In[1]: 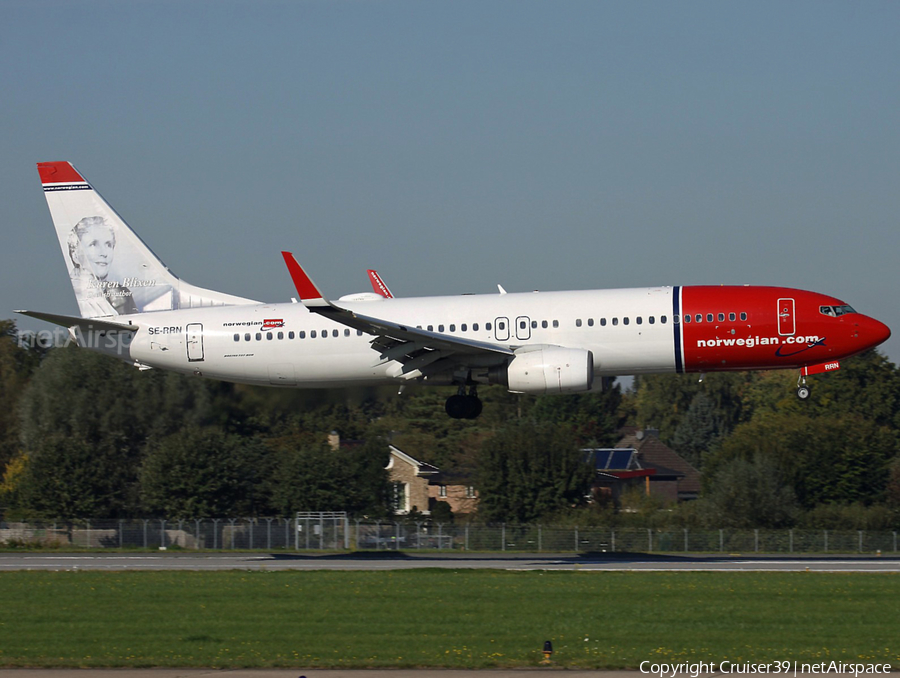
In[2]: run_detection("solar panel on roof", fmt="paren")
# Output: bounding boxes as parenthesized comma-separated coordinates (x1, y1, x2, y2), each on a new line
(610, 449, 632, 469)
(591, 450, 612, 469)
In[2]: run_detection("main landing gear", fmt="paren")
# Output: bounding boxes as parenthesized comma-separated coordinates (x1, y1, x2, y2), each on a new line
(445, 385, 483, 419)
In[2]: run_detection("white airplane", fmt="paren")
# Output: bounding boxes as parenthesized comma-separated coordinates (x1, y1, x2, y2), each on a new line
(19, 162, 891, 419)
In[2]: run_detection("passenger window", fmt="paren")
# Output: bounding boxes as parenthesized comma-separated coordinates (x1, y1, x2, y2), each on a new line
(427, 325, 433, 331)
(439, 324, 445, 332)
(461, 324, 467, 332)
(333, 330, 339, 337)
(486, 322, 492, 330)
(344, 329, 350, 337)
(450, 324, 456, 332)
(357, 330, 363, 336)
(718, 313, 724, 322)
(233, 333, 240, 342)
(542, 320, 548, 329)
(244, 333, 251, 341)
(256, 333, 262, 341)
(661, 316, 667, 324)
(623, 317, 630, 325)
(299, 331, 306, 339)
(612, 318, 618, 326)
(728, 312, 736, 322)
(740, 312, 747, 321)
(473, 323, 479, 331)
(552, 320, 559, 328)
(576, 319, 582, 327)
(310, 330, 316, 338)
(322, 330, 327, 338)
(649, 316, 655, 324)
(706, 314, 713, 323)
(520, 320, 527, 330)
(684, 315, 691, 323)
(531, 320, 537, 328)
(277, 331, 284, 340)
(497, 321, 505, 330)
(600, 318, 607, 326)
(267, 332, 273, 340)
(587, 318, 594, 327)
(696, 314, 702, 323)
(636, 317, 642, 325)
(289, 331, 295, 339)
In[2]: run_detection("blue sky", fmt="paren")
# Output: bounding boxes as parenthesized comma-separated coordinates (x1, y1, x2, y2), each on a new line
(4, 1, 899, 363)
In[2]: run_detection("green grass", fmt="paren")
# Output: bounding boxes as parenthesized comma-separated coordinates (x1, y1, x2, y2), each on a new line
(0, 570, 897, 669)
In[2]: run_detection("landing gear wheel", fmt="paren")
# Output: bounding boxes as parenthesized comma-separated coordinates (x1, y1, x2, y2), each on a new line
(445, 394, 483, 419)
(796, 385, 811, 400)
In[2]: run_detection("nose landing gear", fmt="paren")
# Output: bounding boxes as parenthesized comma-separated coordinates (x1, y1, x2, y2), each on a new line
(797, 375, 811, 400)
(445, 385, 483, 419)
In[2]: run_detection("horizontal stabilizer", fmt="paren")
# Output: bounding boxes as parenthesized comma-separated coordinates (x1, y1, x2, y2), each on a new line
(16, 309, 138, 333)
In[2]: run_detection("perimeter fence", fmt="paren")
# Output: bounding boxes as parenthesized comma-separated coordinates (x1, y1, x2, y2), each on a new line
(2, 518, 899, 554)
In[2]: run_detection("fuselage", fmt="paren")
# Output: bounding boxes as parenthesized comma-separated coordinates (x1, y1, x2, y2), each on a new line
(101, 284, 890, 389)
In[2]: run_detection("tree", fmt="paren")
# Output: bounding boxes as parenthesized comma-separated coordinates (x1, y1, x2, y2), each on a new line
(670, 392, 728, 468)
(268, 435, 390, 517)
(139, 428, 273, 519)
(698, 456, 798, 528)
(703, 411, 897, 508)
(476, 421, 593, 523)
(530, 384, 623, 447)
(17, 436, 123, 520)
(0, 320, 43, 471)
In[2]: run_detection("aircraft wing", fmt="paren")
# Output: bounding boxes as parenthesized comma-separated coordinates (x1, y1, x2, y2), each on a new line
(282, 253, 513, 378)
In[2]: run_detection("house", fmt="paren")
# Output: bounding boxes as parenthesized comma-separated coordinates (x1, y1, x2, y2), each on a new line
(386, 446, 440, 515)
(585, 428, 701, 504)
(385, 446, 479, 516)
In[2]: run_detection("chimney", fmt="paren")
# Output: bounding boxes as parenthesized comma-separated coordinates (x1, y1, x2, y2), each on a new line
(327, 430, 340, 451)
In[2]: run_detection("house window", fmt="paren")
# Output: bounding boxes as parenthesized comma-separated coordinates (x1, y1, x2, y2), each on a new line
(439, 485, 447, 498)
(465, 486, 477, 498)
(391, 482, 408, 513)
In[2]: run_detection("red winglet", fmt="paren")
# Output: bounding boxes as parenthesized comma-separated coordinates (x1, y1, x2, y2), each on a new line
(37, 161, 85, 184)
(281, 252, 327, 305)
(367, 269, 394, 298)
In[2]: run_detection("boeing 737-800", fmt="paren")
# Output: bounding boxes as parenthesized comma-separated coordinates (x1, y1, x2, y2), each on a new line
(19, 162, 891, 419)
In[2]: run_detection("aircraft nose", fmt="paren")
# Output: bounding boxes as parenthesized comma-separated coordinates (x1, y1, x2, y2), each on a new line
(858, 315, 891, 349)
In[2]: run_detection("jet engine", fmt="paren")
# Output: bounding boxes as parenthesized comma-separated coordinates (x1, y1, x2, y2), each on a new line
(489, 347, 594, 394)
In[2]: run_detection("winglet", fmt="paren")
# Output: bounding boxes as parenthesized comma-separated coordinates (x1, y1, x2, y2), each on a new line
(281, 252, 329, 307)
(367, 269, 394, 298)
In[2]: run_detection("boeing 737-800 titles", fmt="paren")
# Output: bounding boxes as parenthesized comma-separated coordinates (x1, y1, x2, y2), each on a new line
(19, 162, 891, 419)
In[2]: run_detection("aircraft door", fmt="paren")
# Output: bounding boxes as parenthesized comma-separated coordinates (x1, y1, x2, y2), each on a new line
(515, 316, 531, 340)
(186, 323, 204, 361)
(494, 317, 510, 341)
(777, 298, 796, 336)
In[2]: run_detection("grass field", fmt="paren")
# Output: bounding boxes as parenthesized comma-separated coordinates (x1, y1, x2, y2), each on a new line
(1, 569, 897, 669)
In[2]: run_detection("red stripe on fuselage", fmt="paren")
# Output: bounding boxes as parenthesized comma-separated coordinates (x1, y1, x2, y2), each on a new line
(680, 286, 866, 372)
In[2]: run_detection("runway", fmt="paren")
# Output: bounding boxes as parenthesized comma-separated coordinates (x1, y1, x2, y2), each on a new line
(1, 551, 898, 572)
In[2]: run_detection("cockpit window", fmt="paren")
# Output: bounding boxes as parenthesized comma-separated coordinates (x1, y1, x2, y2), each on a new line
(820, 305, 856, 317)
